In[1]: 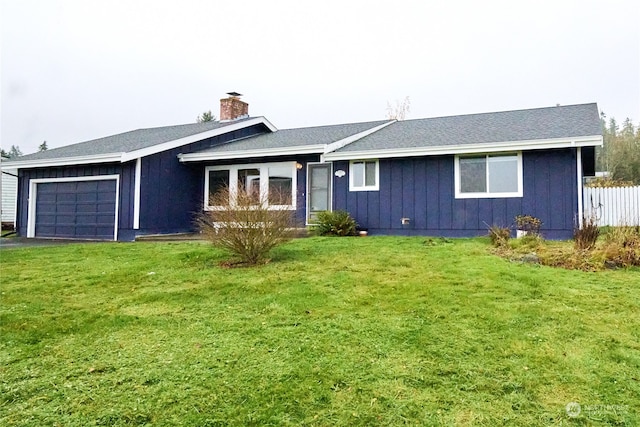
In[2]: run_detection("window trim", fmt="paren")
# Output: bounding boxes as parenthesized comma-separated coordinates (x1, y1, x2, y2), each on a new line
(204, 161, 297, 210)
(349, 159, 379, 191)
(454, 152, 523, 199)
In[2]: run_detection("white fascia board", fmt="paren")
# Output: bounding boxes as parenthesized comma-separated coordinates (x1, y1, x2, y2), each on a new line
(323, 135, 603, 161)
(121, 117, 277, 162)
(1, 153, 123, 170)
(179, 145, 325, 162)
(324, 120, 396, 154)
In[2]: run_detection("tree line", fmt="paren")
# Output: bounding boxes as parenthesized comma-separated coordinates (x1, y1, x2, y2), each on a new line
(597, 113, 640, 184)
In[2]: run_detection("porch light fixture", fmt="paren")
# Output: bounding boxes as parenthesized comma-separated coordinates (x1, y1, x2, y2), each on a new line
(295, 162, 303, 170)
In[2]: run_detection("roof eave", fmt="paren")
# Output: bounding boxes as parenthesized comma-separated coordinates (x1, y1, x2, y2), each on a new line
(0, 153, 124, 170)
(323, 135, 604, 161)
(179, 145, 326, 162)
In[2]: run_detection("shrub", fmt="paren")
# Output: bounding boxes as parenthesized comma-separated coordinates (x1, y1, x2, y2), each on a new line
(196, 184, 295, 265)
(515, 215, 542, 235)
(312, 210, 357, 236)
(585, 177, 635, 188)
(488, 225, 511, 247)
(597, 226, 640, 267)
(574, 216, 600, 250)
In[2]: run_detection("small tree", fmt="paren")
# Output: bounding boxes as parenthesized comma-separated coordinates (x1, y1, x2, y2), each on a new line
(196, 184, 295, 265)
(38, 141, 48, 151)
(7, 145, 23, 158)
(386, 96, 411, 120)
(196, 110, 217, 123)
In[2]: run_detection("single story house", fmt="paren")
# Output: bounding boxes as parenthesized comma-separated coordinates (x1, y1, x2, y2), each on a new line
(2, 95, 602, 241)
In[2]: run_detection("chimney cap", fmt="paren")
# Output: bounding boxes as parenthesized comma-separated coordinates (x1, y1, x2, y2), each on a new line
(226, 91, 242, 97)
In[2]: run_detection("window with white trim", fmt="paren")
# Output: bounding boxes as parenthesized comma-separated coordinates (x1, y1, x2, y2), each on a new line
(455, 153, 523, 198)
(349, 160, 379, 191)
(204, 162, 296, 209)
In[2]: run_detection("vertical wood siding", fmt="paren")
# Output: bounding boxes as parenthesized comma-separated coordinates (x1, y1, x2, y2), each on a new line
(137, 123, 270, 235)
(17, 162, 136, 239)
(333, 149, 578, 239)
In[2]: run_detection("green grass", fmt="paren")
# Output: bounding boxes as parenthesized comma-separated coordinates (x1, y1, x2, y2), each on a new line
(1, 237, 638, 426)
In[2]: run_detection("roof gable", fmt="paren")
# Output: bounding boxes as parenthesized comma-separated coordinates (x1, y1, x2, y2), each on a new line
(179, 120, 392, 161)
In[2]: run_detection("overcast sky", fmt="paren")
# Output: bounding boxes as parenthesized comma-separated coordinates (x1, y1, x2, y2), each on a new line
(2, 0, 639, 155)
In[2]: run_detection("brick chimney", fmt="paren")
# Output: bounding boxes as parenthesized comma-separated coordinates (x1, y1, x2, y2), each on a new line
(220, 92, 249, 121)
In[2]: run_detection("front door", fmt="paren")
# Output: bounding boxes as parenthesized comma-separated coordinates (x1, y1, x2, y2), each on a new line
(307, 163, 332, 223)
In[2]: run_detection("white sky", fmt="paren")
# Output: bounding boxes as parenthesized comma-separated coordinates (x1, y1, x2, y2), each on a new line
(1, 0, 639, 154)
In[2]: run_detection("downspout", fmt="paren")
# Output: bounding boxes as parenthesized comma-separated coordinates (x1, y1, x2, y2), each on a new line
(577, 147, 583, 229)
(133, 158, 141, 230)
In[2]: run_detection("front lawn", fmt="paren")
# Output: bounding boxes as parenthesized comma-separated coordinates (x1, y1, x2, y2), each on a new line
(1, 237, 638, 426)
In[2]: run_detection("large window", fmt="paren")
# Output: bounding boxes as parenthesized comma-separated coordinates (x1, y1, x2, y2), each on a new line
(455, 153, 522, 198)
(205, 162, 296, 209)
(349, 160, 379, 191)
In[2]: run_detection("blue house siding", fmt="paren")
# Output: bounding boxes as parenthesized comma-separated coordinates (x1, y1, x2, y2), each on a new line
(136, 123, 270, 237)
(16, 162, 136, 239)
(15, 123, 271, 240)
(333, 149, 578, 239)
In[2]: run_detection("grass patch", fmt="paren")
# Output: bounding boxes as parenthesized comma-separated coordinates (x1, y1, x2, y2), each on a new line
(1, 238, 639, 426)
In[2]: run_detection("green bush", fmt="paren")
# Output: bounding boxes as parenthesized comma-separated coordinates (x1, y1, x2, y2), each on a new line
(312, 210, 357, 236)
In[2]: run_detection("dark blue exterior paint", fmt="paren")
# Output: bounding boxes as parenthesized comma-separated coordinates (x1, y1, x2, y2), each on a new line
(17, 162, 136, 240)
(134, 123, 269, 238)
(333, 149, 578, 239)
(16, 123, 270, 241)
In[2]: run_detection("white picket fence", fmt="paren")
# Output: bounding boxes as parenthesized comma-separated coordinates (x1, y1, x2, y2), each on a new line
(583, 186, 640, 226)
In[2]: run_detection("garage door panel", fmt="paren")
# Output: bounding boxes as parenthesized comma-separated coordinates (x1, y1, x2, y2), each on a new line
(76, 203, 97, 213)
(77, 192, 98, 202)
(34, 178, 117, 240)
(97, 192, 116, 202)
(56, 182, 78, 192)
(96, 180, 114, 191)
(38, 193, 58, 203)
(79, 181, 99, 191)
(37, 226, 57, 236)
(56, 203, 77, 213)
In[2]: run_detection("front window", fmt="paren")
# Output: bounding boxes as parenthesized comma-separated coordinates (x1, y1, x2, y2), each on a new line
(455, 153, 522, 198)
(350, 160, 379, 191)
(205, 162, 297, 209)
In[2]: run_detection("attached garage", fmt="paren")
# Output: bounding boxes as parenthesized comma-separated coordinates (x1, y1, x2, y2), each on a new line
(27, 175, 119, 240)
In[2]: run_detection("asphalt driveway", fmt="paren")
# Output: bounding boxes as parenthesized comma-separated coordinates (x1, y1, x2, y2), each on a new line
(0, 236, 108, 249)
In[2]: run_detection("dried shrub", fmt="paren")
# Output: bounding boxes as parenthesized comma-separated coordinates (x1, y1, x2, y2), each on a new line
(488, 225, 511, 247)
(196, 184, 296, 265)
(585, 177, 635, 188)
(312, 210, 357, 236)
(574, 216, 600, 250)
(597, 226, 640, 267)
